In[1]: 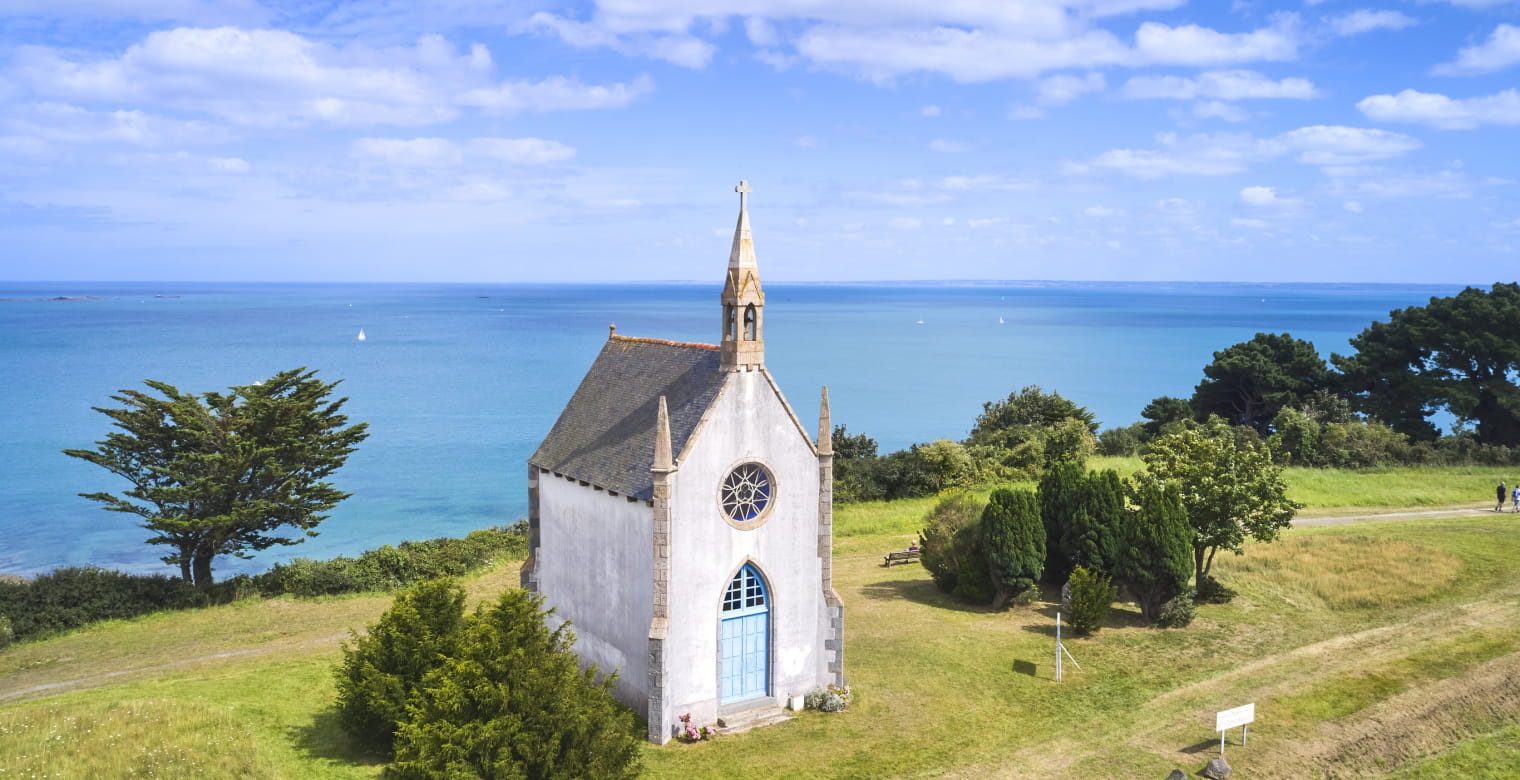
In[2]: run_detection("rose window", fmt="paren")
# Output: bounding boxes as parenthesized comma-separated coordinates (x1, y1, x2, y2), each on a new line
(720, 463, 773, 522)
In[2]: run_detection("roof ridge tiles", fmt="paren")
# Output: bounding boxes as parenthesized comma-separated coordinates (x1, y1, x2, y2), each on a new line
(610, 334, 720, 351)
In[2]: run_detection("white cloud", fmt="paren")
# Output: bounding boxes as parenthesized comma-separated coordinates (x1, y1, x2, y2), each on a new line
(1037, 72, 1105, 105)
(1131, 15, 1300, 65)
(468, 137, 576, 165)
(888, 217, 922, 229)
(745, 16, 780, 47)
(352, 136, 577, 167)
(1194, 100, 1249, 122)
(1121, 70, 1318, 100)
(352, 137, 462, 167)
(1433, 24, 1520, 76)
(1277, 125, 1421, 165)
(1239, 185, 1299, 207)
(1232, 217, 1270, 229)
(1084, 205, 1124, 217)
(929, 138, 971, 152)
(920, 104, 942, 117)
(519, 12, 716, 68)
(458, 75, 655, 112)
(1086, 124, 1419, 178)
(1329, 10, 1417, 37)
(1343, 200, 1363, 212)
(1358, 88, 1520, 129)
(111, 149, 251, 174)
(794, 134, 820, 147)
(3, 102, 230, 146)
(8, 28, 651, 130)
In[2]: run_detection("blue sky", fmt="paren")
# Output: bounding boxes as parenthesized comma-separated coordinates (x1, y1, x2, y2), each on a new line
(2, 1, 1518, 283)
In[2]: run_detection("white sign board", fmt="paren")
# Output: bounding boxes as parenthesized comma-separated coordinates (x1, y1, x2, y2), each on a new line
(1215, 703, 1255, 732)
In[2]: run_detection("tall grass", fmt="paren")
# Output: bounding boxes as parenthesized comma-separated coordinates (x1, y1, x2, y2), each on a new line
(0, 698, 277, 778)
(1217, 536, 1464, 610)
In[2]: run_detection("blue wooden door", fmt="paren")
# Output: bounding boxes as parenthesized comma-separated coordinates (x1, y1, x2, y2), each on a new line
(720, 565, 769, 704)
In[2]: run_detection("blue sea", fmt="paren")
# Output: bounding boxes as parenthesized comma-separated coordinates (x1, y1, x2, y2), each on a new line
(0, 280, 1466, 578)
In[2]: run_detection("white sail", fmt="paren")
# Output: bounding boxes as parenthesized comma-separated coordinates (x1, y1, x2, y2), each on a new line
(357, 328, 366, 342)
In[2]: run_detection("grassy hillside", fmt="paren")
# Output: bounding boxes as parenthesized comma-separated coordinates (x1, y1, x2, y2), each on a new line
(3, 466, 1520, 778)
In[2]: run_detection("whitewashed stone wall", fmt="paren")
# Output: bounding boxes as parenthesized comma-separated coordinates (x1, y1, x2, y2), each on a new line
(535, 474, 654, 710)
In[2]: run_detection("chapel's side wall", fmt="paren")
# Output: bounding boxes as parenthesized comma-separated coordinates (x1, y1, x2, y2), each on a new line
(656, 368, 826, 736)
(535, 472, 654, 710)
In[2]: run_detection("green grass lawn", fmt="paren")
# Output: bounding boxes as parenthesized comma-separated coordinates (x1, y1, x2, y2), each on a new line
(4, 465, 1520, 778)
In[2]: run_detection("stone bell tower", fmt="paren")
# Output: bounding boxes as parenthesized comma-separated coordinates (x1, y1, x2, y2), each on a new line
(721, 180, 765, 370)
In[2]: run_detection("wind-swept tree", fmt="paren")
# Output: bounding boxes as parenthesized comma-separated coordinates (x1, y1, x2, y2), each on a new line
(1191, 333, 1329, 435)
(64, 368, 369, 587)
(1333, 282, 1520, 445)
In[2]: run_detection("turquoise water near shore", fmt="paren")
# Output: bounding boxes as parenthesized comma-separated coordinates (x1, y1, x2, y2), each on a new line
(0, 280, 1465, 577)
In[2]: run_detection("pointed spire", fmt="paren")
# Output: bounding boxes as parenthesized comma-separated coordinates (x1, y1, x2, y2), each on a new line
(653, 395, 673, 472)
(729, 180, 757, 275)
(721, 180, 765, 370)
(818, 386, 832, 456)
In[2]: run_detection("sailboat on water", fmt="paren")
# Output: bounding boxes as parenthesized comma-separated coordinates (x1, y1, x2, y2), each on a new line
(357, 328, 367, 342)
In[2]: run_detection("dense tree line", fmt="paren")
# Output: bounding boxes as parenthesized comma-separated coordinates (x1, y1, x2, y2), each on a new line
(839, 282, 1520, 505)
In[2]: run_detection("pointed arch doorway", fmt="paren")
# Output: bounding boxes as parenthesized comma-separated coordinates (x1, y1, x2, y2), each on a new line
(720, 564, 769, 704)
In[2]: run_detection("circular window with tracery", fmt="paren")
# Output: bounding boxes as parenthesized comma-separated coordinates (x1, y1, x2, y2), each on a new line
(720, 462, 774, 527)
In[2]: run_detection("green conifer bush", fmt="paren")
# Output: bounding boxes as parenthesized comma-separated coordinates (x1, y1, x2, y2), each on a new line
(388, 589, 642, 779)
(1115, 481, 1194, 622)
(979, 488, 1044, 609)
(1065, 566, 1116, 636)
(334, 579, 467, 752)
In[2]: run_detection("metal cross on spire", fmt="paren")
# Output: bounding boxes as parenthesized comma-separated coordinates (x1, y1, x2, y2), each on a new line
(735, 180, 751, 211)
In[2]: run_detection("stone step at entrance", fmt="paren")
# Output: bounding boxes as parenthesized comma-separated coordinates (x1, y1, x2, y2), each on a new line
(715, 703, 794, 735)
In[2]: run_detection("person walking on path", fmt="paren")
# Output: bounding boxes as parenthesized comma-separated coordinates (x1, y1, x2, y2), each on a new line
(1513, 484, 1519, 513)
(1500, 481, 1509, 512)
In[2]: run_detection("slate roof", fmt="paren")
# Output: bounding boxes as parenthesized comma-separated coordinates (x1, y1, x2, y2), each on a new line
(530, 335, 726, 501)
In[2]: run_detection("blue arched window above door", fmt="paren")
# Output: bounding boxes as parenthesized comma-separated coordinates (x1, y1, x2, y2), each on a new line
(720, 564, 769, 703)
(722, 565, 767, 614)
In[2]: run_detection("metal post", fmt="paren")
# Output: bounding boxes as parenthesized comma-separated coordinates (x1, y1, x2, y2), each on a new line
(1243, 724, 1248, 746)
(1055, 612, 1062, 683)
(1220, 730, 1226, 756)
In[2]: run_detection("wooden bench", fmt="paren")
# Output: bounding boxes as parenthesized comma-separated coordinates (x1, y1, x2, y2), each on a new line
(883, 549, 921, 567)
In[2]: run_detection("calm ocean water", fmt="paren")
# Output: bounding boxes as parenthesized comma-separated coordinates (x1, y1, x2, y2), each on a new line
(0, 280, 1465, 578)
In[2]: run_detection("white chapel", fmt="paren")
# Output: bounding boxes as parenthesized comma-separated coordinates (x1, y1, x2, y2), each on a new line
(522, 181, 846, 743)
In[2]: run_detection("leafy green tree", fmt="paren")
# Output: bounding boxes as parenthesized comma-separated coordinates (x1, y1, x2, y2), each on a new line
(913, 439, 978, 490)
(1267, 406, 1323, 466)
(64, 368, 369, 587)
(1191, 333, 1329, 435)
(1042, 417, 1097, 467)
(1065, 566, 1116, 636)
(335, 579, 467, 752)
(979, 489, 1044, 609)
(1140, 396, 1196, 441)
(831, 425, 879, 460)
(1333, 282, 1520, 445)
(918, 492, 985, 594)
(1138, 416, 1300, 588)
(1038, 462, 1085, 584)
(1114, 481, 1193, 623)
(967, 385, 1098, 450)
(389, 589, 642, 780)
